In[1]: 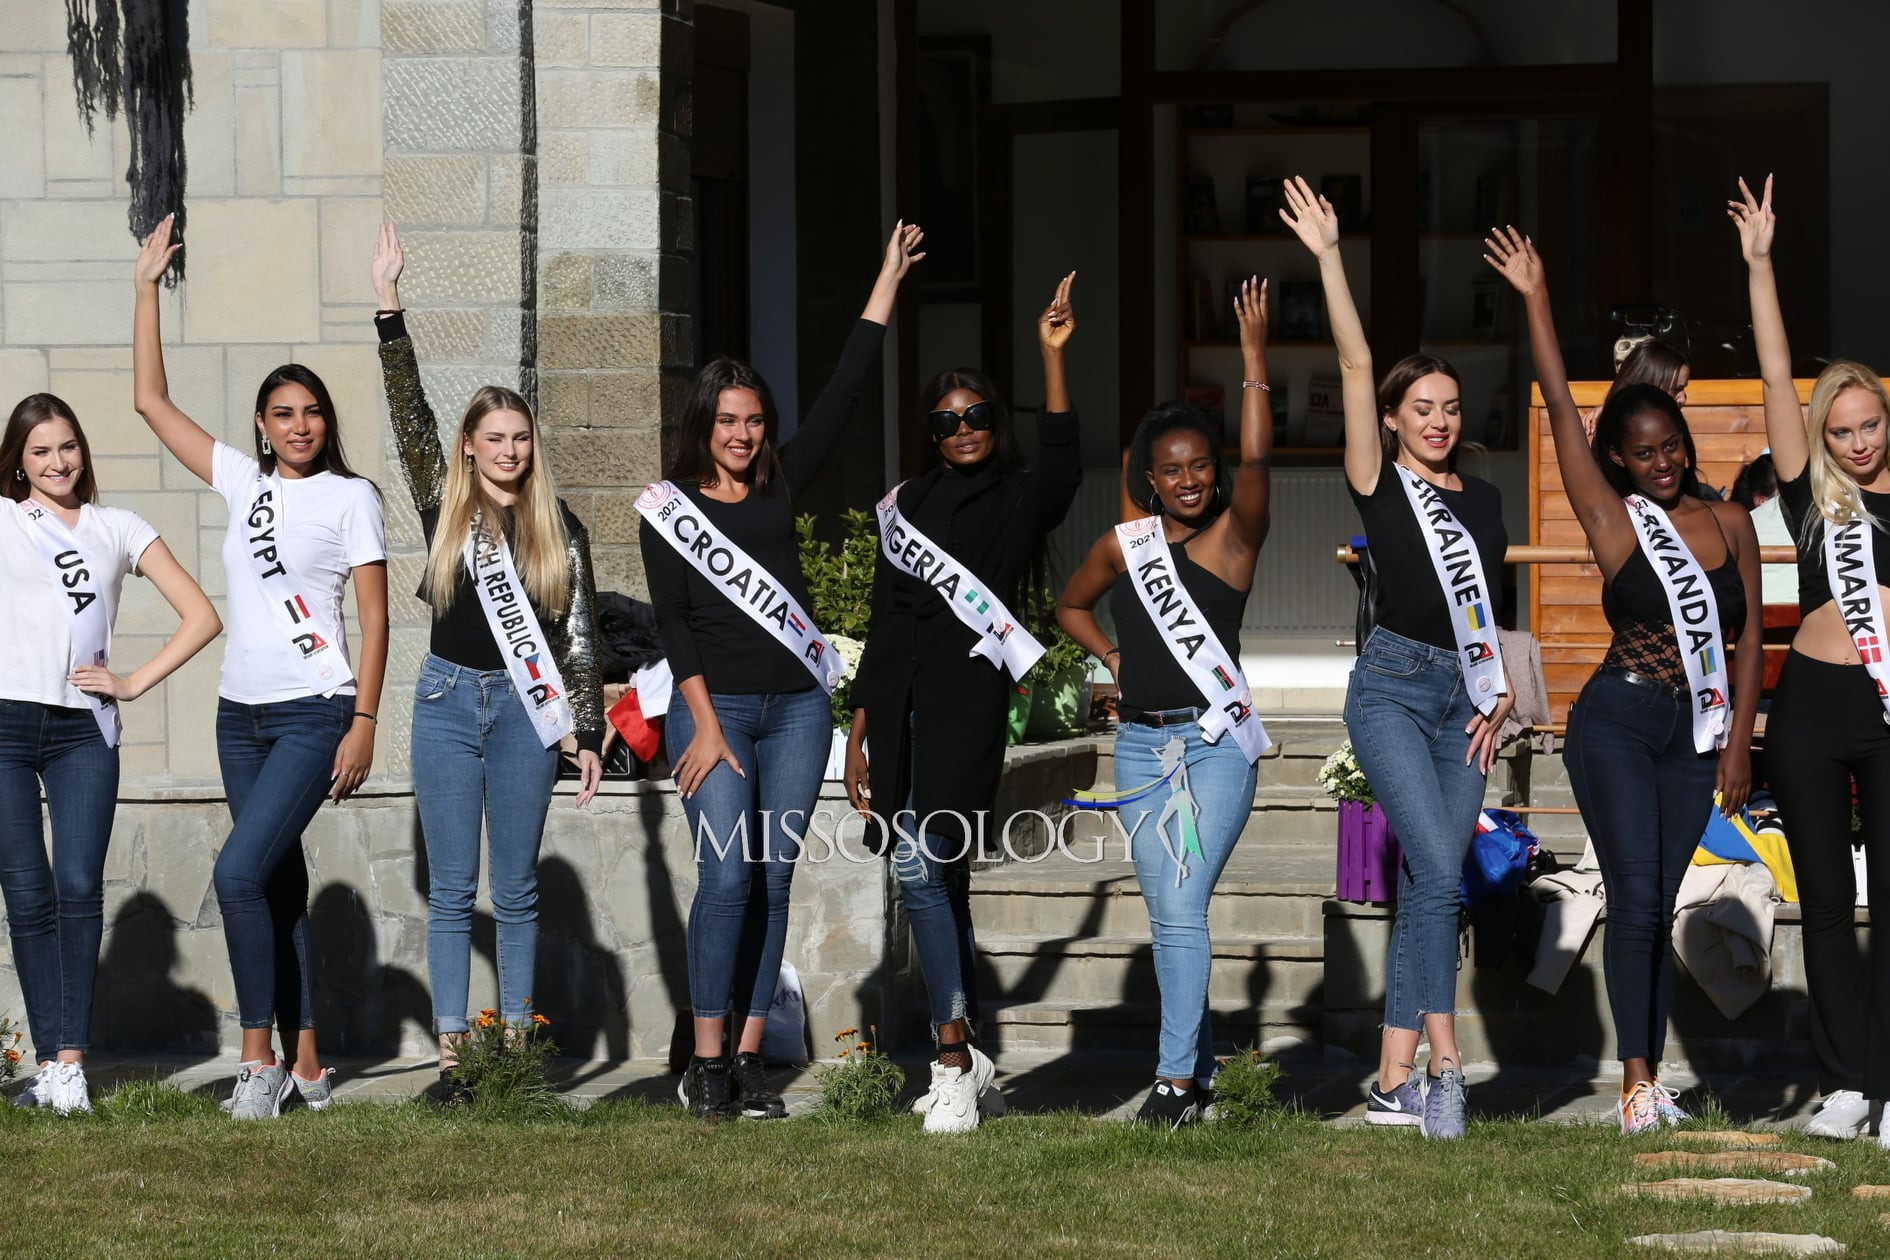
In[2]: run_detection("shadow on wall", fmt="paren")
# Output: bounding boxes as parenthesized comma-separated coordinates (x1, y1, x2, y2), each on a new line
(310, 883, 430, 1061)
(533, 855, 629, 1062)
(90, 891, 219, 1058)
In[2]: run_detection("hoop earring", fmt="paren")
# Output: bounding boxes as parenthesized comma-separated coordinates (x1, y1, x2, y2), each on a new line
(260, 433, 273, 455)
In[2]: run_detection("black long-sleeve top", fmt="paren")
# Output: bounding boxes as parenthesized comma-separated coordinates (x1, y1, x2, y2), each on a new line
(639, 317, 886, 695)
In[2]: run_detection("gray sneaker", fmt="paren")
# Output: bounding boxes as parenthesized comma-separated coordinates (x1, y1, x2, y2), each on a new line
(290, 1068, 336, 1111)
(228, 1061, 293, 1121)
(1366, 1073, 1425, 1127)
(1421, 1063, 1467, 1140)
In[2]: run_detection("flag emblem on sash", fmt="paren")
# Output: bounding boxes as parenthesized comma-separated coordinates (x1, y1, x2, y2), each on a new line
(1464, 602, 1487, 631)
(525, 654, 544, 680)
(788, 612, 806, 636)
(1861, 634, 1883, 665)
(964, 589, 990, 615)
(285, 594, 311, 623)
(1212, 665, 1235, 690)
(1698, 646, 1718, 674)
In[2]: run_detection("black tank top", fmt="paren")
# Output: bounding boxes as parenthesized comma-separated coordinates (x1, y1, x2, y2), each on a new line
(1109, 538, 1248, 721)
(1600, 510, 1747, 691)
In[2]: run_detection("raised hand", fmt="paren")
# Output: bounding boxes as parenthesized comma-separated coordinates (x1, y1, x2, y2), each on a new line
(1728, 175, 1775, 264)
(1483, 226, 1544, 297)
(1279, 176, 1339, 258)
(372, 221, 405, 309)
(1234, 275, 1268, 358)
(882, 219, 926, 282)
(134, 215, 181, 289)
(1038, 271, 1077, 352)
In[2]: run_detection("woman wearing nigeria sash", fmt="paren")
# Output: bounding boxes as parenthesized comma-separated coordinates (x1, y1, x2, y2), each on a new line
(369, 224, 606, 1106)
(1055, 276, 1272, 1129)
(0, 394, 221, 1114)
(1734, 177, 1890, 1144)
(1284, 176, 1509, 1141)
(134, 218, 389, 1120)
(1489, 226, 1761, 1136)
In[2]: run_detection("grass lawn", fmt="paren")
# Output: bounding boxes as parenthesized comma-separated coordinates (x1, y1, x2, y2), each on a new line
(5, 1084, 1889, 1257)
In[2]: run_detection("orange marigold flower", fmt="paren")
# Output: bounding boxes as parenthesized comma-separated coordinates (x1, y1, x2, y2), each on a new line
(475, 1014, 494, 1029)
(531, 1013, 550, 1027)
(837, 1049, 850, 1058)
(856, 1043, 871, 1053)
(480, 1008, 497, 1019)
(3, 1050, 17, 1065)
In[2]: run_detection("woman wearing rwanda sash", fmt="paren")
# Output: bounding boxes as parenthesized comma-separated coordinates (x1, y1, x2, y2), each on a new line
(1490, 227, 1761, 1136)
(133, 218, 389, 1120)
(844, 272, 1082, 1135)
(1054, 277, 1273, 1130)
(370, 224, 605, 1106)
(639, 222, 926, 1121)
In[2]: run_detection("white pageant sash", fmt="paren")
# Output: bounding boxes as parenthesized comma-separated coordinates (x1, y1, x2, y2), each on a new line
(875, 482, 1044, 680)
(18, 501, 120, 747)
(1115, 518, 1272, 762)
(635, 480, 841, 693)
(1624, 494, 1731, 752)
(1823, 515, 1890, 723)
(243, 470, 354, 697)
(467, 513, 575, 747)
(1395, 464, 1507, 716)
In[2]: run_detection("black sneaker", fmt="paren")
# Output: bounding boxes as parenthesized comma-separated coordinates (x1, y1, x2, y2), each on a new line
(731, 1051, 788, 1120)
(678, 1056, 738, 1120)
(423, 1070, 475, 1109)
(1135, 1079, 1201, 1131)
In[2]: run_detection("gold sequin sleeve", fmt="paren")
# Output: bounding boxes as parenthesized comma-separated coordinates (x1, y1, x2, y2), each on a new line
(377, 331, 448, 513)
(552, 506, 607, 745)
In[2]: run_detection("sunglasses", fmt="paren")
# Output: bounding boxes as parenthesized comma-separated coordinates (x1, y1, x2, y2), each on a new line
(928, 400, 997, 441)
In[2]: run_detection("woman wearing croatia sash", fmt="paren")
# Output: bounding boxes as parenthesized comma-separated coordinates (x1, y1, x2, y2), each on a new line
(844, 272, 1082, 1135)
(0, 395, 220, 1114)
(370, 224, 605, 1105)
(133, 218, 389, 1120)
(1490, 227, 1761, 1135)
(639, 222, 926, 1121)
(1734, 176, 1890, 1144)
(1284, 176, 1508, 1140)
(1054, 276, 1272, 1129)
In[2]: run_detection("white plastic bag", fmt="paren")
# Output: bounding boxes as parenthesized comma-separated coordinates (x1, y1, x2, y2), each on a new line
(1856, 843, 1869, 908)
(762, 960, 806, 1062)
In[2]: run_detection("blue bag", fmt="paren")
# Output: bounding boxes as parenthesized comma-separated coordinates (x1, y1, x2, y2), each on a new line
(1461, 809, 1539, 904)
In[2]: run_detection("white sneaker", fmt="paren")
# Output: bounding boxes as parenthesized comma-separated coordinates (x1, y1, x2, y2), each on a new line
(10, 1065, 52, 1110)
(923, 1045, 997, 1135)
(44, 1062, 90, 1115)
(1804, 1089, 1872, 1139)
(228, 1061, 293, 1121)
(911, 1067, 1005, 1117)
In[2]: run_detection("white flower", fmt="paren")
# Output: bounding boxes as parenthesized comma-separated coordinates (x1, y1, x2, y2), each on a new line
(828, 634, 865, 684)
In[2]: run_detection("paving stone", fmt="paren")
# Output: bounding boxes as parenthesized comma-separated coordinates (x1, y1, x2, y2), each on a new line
(1627, 1233, 1844, 1255)
(1852, 1185, 1890, 1199)
(1621, 1178, 1812, 1205)
(1665, 1131, 1782, 1148)
(1633, 1151, 1834, 1177)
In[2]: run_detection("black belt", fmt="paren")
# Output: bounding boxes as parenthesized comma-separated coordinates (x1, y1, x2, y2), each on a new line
(1595, 665, 1687, 701)
(1127, 706, 1205, 728)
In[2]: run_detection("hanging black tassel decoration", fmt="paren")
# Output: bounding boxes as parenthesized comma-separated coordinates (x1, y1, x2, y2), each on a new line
(66, 0, 193, 286)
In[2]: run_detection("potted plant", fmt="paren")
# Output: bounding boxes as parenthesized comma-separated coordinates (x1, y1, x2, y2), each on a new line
(1318, 740, 1400, 904)
(1022, 622, 1094, 740)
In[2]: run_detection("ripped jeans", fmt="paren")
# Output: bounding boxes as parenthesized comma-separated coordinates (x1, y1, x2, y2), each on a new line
(891, 816, 981, 1033)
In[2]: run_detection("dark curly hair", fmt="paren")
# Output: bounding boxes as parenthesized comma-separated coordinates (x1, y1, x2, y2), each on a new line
(1591, 382, 1701, 499)
(916, 367, 1024, 473)
(1125, 400, 1231, 520)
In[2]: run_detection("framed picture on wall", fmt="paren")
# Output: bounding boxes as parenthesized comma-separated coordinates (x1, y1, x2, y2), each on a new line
(916, 38, 990, 295)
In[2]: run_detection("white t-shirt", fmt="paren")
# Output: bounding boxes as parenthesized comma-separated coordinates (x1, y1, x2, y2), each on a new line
(0, 500, 159, 711)
(212, 442, 386, 704)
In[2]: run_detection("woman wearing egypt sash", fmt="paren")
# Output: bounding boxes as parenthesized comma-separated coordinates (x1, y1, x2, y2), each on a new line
(1490, 227, 1761, 1135)
(844, 272, 1082, 1135)
(133, 217, 389, 1120)
(638, 222, 926, 1121)
(1283, 176, 1511, 1140)
(369, 224, 606, 1106)
(0, 394, 221, 1115)
(1054, 276, 1273, 1129)
(1734, 176, 1890, 1145)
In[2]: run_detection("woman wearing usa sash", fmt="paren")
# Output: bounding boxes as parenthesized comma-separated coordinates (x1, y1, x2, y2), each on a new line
(639, 222, 926, 1121)
(1055, 277, 1272, 1129)
(1491, 227, 1761, 1135)
(370, 224, 606, 1105)
(1285, 176, 1509, 1140)
(845, 272, 1082, 1134)
(1734, 177, 1890, 1144)
(133, 218, 389, 1120)
(0, 395, 220, 1114)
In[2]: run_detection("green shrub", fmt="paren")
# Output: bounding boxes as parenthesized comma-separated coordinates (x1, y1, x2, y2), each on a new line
(814, 1027, 905, 1122)
(1208, 1047, 1284, 1127)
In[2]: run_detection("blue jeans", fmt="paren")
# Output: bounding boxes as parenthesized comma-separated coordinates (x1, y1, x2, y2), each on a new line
(0, 701, 119, 1062)
(215, 694, 352, 1031)
(1565, 671, 1718, 1063)
(412, 655, 560, 1031)
(890, 714, 986, 1033)
(667, 687, 829, 1022)
(1344, 627, 1486, 1031)
(1117, 714, 1258, 1082)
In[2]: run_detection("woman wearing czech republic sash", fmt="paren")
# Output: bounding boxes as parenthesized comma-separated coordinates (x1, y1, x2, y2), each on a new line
(133, 218, 389, 1120)
(1734, 177, 1890, 1143)
(369, 224, 605, 1105)
(639, 223, 926, 1121)
(844, 273, 1082, 1135)
(1491, 227, 1761, 1135)
(0, 394, 221, 1115)
(1054, 277, 1272, 1129)
(1284, 176, 1509, 1141)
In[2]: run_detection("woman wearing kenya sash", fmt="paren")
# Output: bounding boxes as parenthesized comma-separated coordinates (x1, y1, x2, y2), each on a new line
(371, 224, 605, 1105)
(133, 219, 389, 1120)
(845, 272, 1082, 1135)
(1055, 277, 1272, 1130)
(640, 222, 926, 1121)
(0, 395, 220, 1114)
(1285, 175, 1508, 1141)
(1491, 228, 1761, 1136)
(1735, 177, 1890, 1144)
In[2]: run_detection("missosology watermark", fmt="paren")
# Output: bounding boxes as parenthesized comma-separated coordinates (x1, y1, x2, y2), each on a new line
(691, 806, 1190, 868)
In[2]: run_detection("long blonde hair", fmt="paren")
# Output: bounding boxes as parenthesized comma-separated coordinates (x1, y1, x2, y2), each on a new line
(423, 386, 570, 614)
(1805, 359, 1890, 539)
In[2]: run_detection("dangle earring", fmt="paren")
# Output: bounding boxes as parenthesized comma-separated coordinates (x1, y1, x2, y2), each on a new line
(12, 468, 21, 481)
(261, 433, 273, 455)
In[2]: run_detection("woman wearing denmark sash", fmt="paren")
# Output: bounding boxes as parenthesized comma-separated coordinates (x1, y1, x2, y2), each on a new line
(1284, 176, 1510, 1140)
(370, 224, 606, 1105)
(1734, 177, 1890, 1143)
(1055, 277, 1272, 1129)
(1490, 227, 1761, 1135)
(133, 219, 389, 1120)
(0, 395, 220, 1114)
(638, 222, 926, 1120)
(844, 272, 1081, 1135)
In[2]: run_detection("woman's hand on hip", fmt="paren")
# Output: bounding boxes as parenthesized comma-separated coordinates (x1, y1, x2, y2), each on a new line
(673, 727, 742, 799)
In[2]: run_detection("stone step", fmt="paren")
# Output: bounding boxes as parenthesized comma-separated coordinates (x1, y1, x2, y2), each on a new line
(986, 997, 1318, 1056)
(977, 931, 1325, 1007)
